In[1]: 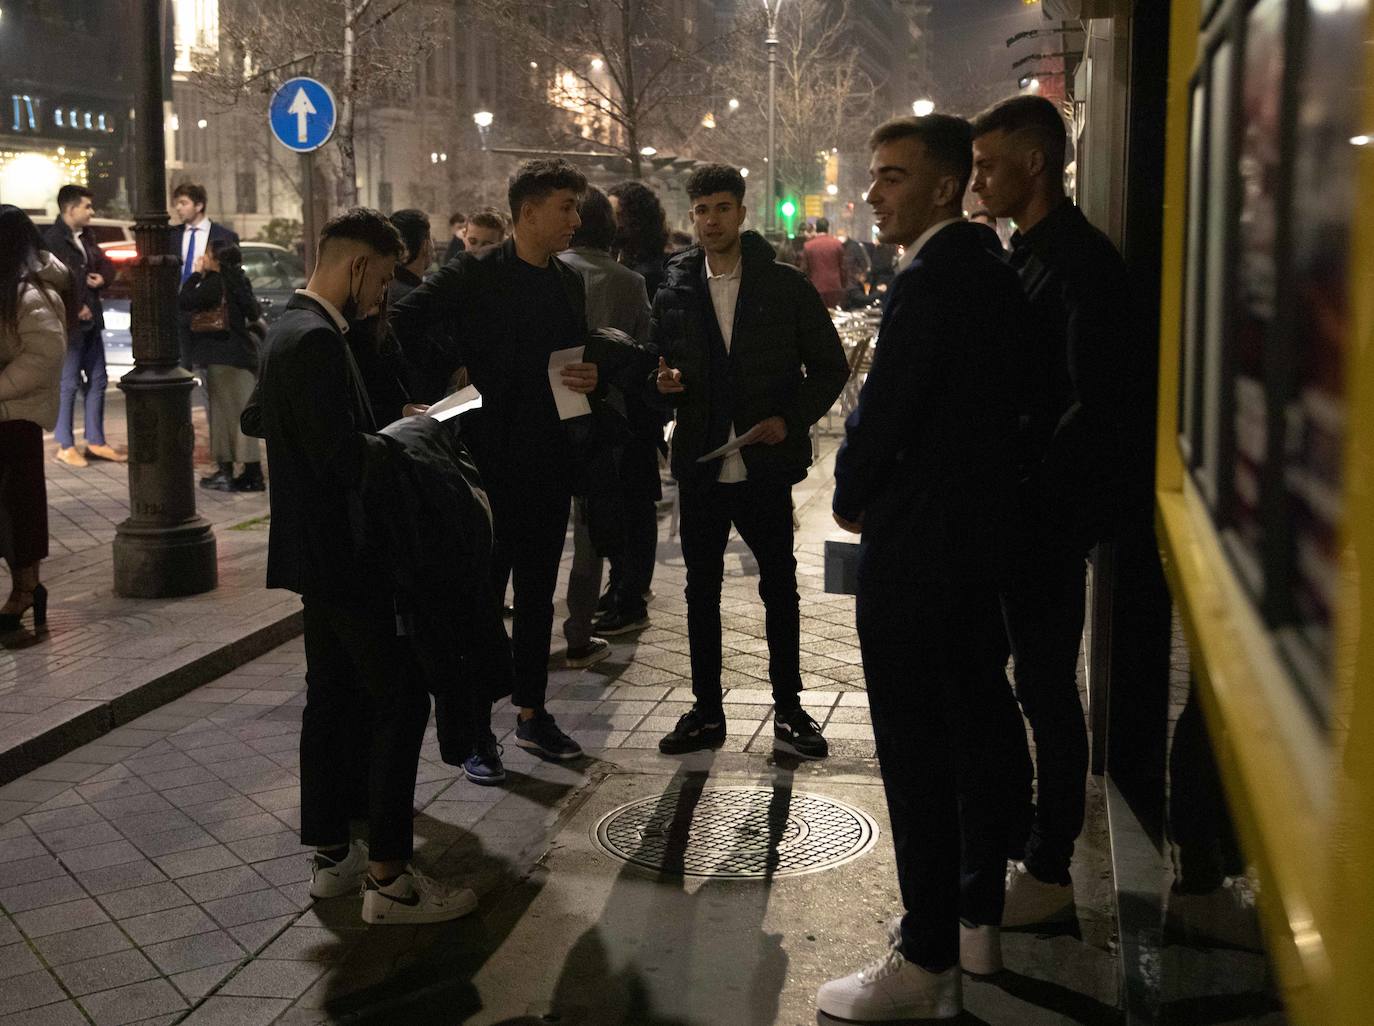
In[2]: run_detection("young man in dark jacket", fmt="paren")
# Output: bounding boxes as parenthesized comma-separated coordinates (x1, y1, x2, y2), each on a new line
(247, 208, 474, 925)
(819, 113, 1030, 1023)
(652, 164, 847, 760)
(44, 184, 122, 467)
(389, 159, 598, 763)
(971, 95, 1152, 927)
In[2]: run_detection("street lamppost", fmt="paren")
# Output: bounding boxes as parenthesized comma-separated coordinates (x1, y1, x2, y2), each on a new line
(473, 110, 493, 205)
(113, 0, 216, 598)
(764, 0, 784, 236)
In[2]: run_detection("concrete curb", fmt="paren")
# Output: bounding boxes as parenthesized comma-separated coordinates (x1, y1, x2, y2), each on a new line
(0, 607, 303, 786)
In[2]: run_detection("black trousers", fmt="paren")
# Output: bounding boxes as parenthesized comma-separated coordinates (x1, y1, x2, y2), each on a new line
(680, 478, 801, 713)
(606, 490, 658, 616)
(489, 481, 572, 710)
(858, 581, 1017, 971)
(1000, 550, 1089, 884)
(606, 438, 661, 614)
(299, 596, 430, 863)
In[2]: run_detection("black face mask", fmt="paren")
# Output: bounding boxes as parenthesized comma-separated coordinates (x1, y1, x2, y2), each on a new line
(340, 257, 366, 322)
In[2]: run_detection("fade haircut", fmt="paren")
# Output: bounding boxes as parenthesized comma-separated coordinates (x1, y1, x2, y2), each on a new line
(569, 186, 615, 251)
(685, 163, 745, 203)
(971, 95, 1067, 175)
(172, 182, 208, 212)
(317, 207, 405, 262)
(467, 208, 507, 235)
(868, 114, 974, 197)
(57, 184, 93, 211)
(507, 159, 587, 224)
(389, 208, 432, 263)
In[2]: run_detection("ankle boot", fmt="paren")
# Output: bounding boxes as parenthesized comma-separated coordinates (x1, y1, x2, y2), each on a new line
(200, 462, 235, 490)
(232, 462, 266, 492)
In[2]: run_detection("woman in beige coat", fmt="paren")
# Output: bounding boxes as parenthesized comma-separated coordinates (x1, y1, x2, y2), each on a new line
(0, 205, 69, 632)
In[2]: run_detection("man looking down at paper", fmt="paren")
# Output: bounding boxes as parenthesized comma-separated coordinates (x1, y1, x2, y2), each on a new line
(651, 163, 847, 759)
(390, 159, 596, 762)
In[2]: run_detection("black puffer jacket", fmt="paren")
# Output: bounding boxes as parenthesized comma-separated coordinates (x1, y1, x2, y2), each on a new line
(650, 231, 847, 488)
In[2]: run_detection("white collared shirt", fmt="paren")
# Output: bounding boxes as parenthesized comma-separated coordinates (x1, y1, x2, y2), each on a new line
(895, 217, 963, 275)
(294, 288, 350, 335)
(181, 217, 213, 271)
(705, 251, 746, 483)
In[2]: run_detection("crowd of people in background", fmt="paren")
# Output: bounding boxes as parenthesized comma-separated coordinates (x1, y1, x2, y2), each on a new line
(0, 91, 1148, 1023)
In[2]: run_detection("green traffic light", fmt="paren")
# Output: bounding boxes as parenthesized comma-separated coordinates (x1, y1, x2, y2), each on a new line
(780, 200, 796, 218)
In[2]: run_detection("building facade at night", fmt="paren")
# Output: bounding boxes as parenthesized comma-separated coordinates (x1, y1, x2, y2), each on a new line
(0, 0, 137, 216)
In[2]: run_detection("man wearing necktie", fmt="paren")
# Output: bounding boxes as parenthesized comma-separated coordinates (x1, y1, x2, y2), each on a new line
(172, 183, 240, 369)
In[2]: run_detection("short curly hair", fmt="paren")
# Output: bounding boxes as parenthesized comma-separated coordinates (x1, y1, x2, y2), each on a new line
(606, 180, 668, 267)
(684, 164, 745, 203)
(508, 159, 588, 224)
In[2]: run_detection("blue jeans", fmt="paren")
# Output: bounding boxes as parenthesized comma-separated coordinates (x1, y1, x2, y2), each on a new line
(55, 326, 107, 449)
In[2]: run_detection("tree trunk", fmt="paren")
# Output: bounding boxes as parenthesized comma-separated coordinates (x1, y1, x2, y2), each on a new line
(622, 0, 641, 179)
(337, 0, 360, 209)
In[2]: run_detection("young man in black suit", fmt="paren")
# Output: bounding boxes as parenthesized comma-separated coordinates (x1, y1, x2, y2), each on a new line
(172, 183, 239, 369)
(819, 115, 1030, 1021)
(971, 95, 1150, 927)
(249, 208, 474, 926)
(651, 164, 847, 760)
(390, 159, 599, 762)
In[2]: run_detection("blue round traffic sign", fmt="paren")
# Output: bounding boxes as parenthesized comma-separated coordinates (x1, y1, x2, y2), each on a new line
(268, 77, 337, 153)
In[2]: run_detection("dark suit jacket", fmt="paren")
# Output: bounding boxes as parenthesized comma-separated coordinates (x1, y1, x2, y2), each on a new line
(832, 221, 1031, 585)
(41, 221, 115, 337)
(174, 220, 240, 268)
(1008, 200, 1149, 550)
(242, 294, 391, 607)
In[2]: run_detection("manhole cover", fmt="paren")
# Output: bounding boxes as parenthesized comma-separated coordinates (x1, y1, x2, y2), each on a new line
(592, 786, 879, 879)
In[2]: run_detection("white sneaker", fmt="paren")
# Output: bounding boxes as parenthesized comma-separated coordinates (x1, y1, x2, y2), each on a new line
(1002, 861, 1075, 927)
(361, 868, 477, 925)
(885, 914, 1003, 977)
(308, 840, 368, 899)
(817, 932, 961, 1021)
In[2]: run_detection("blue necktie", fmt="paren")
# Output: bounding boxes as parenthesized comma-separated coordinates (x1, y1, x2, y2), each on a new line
(181, 226, 198, 284)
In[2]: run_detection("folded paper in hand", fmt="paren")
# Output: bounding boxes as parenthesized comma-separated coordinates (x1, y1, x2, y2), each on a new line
(696, 422, 765, 463)
(426, 385, 483, 423)
(548, 345, 592, 421)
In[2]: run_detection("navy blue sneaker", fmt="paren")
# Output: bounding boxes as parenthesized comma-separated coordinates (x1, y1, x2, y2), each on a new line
(463, 736, 506, 785)
(658, 706, 726, 755)
(514, 711, 583, 760)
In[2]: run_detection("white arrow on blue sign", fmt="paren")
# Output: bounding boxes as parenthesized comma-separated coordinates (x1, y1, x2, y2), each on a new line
(268, 77, 337, 153)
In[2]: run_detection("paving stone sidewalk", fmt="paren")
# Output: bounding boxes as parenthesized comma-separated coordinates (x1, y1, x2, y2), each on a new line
(0, 426, 1120, 1025)
(0, 390, 297, 784)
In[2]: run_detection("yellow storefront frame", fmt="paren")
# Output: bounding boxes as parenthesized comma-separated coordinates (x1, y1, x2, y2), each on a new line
(1153, 2, 1374, 1023)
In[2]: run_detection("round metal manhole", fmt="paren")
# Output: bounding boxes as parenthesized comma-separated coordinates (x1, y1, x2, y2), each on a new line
(592, 786, 879, 879)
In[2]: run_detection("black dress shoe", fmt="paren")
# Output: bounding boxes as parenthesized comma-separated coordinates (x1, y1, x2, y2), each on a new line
(592, 605, 650, 636)
(199, 470, 234, 491)
(231, 468, 266, 492)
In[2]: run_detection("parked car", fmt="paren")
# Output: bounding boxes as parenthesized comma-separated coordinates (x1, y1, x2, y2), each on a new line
(100, 241, 306, 379)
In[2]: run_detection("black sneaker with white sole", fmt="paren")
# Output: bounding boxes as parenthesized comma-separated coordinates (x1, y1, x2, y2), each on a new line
(774, 706, 828, 759)
(658, 706, 727, 754)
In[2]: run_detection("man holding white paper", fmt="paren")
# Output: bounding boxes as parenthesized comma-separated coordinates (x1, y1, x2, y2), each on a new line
(651, 164, 848, 760)
(390, 159, 597, 763)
